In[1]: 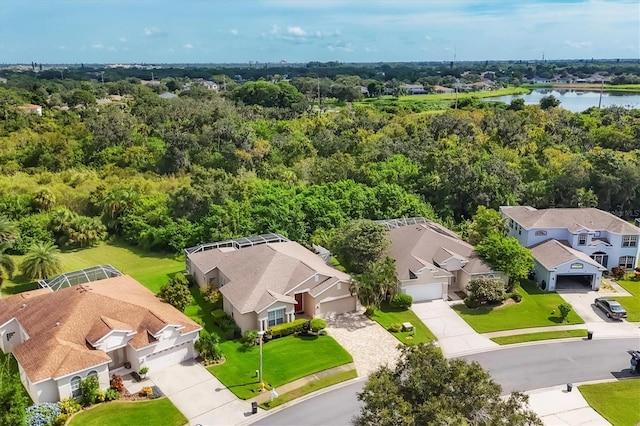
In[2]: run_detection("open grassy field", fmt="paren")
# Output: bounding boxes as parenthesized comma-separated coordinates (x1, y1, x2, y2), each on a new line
(579, 380, 640, 426)
(490, 329, 588, 345)
(68, 398, 187, 426)
(1, 239, 184, 296)
(369, 302, 436, 345)
(453, 281, 585, 333)
(612, 279, 640, 322)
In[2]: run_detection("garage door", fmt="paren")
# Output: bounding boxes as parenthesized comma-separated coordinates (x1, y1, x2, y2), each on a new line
(145, 341, 192, 371)
(319, 296, 356, 316)
(403, 283, 444, 302)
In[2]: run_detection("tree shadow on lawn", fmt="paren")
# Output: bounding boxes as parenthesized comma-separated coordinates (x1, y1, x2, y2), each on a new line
(2, 275, 39, 295)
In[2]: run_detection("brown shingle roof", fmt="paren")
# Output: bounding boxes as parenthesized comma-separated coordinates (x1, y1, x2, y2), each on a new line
(530, 239, 606, 270)
(0, 276, 200, 383)
(387, 222, 496, 279)
(502, 206, 640, 234)
(188, 241, 350, 314)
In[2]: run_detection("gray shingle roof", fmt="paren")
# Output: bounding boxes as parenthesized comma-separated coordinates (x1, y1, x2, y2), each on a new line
(530, 239, 606, 270)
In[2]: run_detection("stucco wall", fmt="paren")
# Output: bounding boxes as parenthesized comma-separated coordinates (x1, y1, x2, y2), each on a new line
(0, 318, 23, 353)
(257, 302, 294, 332)
(134, 328, 200, 369)
(55, 363, 110, 402)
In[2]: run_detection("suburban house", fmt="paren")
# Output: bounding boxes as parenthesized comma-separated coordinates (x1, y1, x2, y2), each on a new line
(404, 84, 427, 95)
(18, 104, 42, 116)
(185, 234, 356, 333)
(0, 273, 201, 403)
(380, 218, 505, 302)
(159, 92, 179, 99)
(501, 206, 640, 291)
(433, 85, 455, 94)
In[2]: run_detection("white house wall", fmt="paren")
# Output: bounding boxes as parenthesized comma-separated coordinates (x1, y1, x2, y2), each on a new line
(135, 328, 200, 370)
(223, 295, 258, 333)
(0, 318, 23, 353)
(54, 363, 110, 402)
(257, 302, 294, 332)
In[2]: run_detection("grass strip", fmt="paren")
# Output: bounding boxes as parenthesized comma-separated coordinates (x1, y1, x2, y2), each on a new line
(368, 302, 437, 345)
(579, 380, 640, 426)
(490, 329, 588, 345)
(68, 398, 187, 426)
(259, 369, 358, 410)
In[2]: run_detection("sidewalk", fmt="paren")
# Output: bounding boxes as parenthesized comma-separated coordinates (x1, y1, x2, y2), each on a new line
(483, 321, 640, 339)
(247, 363, 356, 404)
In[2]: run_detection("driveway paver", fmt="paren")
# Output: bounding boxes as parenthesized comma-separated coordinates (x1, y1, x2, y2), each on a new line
(325, 310, 400, 377)
(411, 300, 498, 357)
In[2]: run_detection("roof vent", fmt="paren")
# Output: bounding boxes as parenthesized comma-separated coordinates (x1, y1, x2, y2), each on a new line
(55, 321, 60, 327)
(314, 274, 319, 282)
(22, 303, 27, 308)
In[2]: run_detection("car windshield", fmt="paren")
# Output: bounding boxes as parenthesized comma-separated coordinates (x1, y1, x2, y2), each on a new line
(610, 304, 624, 311)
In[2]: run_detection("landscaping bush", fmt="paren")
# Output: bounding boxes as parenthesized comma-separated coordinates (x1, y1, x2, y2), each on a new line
(510, 292, 522, 303)
(390, 293, 413, 309)
(219, 317, 241, 340)
(110, 374, 125, 393)
(558, 303, 572, 323)
(158, 277, 192, 312)
(53, 414, 68, 426)
(466, 278, 506, 306)
(195, 332, 224, 363)
(464, 297, 479, 309)
(242, 329, 259, 347)
(202, 285, 221, 305)
(269, 319, 309, 339)
(139, 386, 153, 398)
(26, 402, 61, 426)
(58, 397, 82, 415)
(104, 388, 121, 401)
(611, 266, 626, 280)
(310, 318, 327, 333)
(388, 323, 402, 333)
(80, 375, 101, 406)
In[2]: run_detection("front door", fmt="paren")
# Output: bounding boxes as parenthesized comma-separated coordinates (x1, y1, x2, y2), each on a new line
(108, 347, 127, 369)
(294, 293, 304, 314)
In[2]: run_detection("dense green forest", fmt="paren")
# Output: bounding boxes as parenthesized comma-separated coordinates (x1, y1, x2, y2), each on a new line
(0, 74, 639, 255)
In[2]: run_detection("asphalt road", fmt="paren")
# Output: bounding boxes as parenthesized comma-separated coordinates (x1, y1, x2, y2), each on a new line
(251, 338, 639, 426)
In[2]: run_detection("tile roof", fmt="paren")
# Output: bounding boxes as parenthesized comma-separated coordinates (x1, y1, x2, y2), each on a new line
(501, 206, 640, 234)
(0, 275, 200, 383)
(188, 241, 350, 314)
(387, 222, 495, 280)
(530, 239, 607, 270)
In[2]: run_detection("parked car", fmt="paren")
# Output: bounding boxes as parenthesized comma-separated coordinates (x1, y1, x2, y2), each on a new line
(594, 298, 627, 319)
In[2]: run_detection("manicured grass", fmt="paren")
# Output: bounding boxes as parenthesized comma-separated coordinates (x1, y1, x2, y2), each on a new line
(259, 369, 357, 410)
(579, 380, 640, 426)
(491, 329, 588, 345)
(369, 302, 436, 345)
(612, 279, 640, 322)
(2, 239, 184, 296)
(453, 281, 585, 333)
(208, 335, 353, 400)
(68, 398, 187, 426)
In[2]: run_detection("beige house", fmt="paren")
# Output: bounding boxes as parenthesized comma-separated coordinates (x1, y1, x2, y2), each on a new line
(0, 276, 200, 403)
(186, 236, 355, 333)
(382, 218, 505, 301)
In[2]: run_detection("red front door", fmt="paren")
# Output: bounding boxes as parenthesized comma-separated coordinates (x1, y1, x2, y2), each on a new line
(294, 293, 304, 314)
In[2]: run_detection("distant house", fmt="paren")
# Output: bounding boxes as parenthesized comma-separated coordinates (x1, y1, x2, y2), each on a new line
(0, 77, 7, 84)
(140, 80, 161, 86)
(433, 85, 454, 94)
(18, 104, 42, 116)
(380, 218, 505, 302)
(159, 92, 179, 99)
(471, 81, 494, 91)
(0, 274, 201, 403)
(359, 86, 370, 96)
(185, 234, 356, 332)
(192, 78, 219, 90)
(501, 206, 640, 291)
(404, 84, 427, 95)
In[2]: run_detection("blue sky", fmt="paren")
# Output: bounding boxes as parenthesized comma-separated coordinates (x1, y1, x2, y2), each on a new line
(1, 0, 638, 64)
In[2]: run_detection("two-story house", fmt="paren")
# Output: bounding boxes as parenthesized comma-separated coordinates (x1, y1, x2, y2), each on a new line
(501, 206, 640, 291)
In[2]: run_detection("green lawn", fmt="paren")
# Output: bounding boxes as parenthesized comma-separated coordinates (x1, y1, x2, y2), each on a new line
(579, 380, 640, 426)
(209, 335, 353, 399)
(453, 281, 585, 333)
(490, 329, 588, 345)
(2, 239, 184, 296)
(68, 398, 187, 426)
(369, 303, 436, 345)
(612, 279, 640, 322)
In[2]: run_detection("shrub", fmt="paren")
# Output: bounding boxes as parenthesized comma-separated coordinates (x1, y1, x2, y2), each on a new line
(242, 330, 259, 347)
(104, 388, 120, 401)
(388, 323, 402, 333)
(26, 402, 61, 426)
(390, 293, 413, 309)
(202, 285, 221, 305)
(269, 319, 309, 339)
(611, 266, 626, 280)
(58, 397, 82, 415)
(219, 317, 241, 340)
(310, 318, 327, 333)
(195, 332, 224, 363)
(510, 292, 522, 303)
(466, 278, 506, 306)
(558, 303, 572, 323)
(53, 413, 69, 426)
(318, 329, 327, 336)
(212, 309, 227, 322)
(464, 297, 479, 309)
(109, 374, 125, 393)
(158, 279, 192, 312)
(139, 387, 153, 398)
(79, 375, 101, 406)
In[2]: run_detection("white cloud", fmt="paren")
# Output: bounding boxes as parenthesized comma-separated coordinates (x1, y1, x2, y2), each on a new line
(91, 43, 104, 49)
(119, 37, 127, 42)
(184, 43, 194, 49)
(327, 41, 354, 53)
(564, 40, 592, 49)
(107, 46, 117, 51)
(230, 29, 238, 36)
(287, 26, 307, 36)
(270, 25, 280, 35)
(144, 27, 160, 36)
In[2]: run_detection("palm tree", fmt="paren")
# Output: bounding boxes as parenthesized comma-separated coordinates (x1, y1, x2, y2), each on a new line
(32, 188, 56, 212)
(0, 215, 18, 245)
(0, 242, 16, 288)
(20, 242, 63, 281)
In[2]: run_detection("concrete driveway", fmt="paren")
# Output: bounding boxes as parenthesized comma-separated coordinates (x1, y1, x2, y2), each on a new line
(151, 360, 254, 426)
(411, 300, 498, 357)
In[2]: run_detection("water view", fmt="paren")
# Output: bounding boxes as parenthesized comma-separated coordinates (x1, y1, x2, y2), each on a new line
(485, 89, 640, 112)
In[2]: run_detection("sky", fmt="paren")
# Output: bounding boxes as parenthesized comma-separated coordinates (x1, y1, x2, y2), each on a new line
(0, 0, 638, 64)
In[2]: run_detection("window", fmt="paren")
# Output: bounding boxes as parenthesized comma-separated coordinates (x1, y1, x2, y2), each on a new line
(622, 235, 638, 247)
(535, 230, 547, 236)
(594, 231, 601, 238)
(267, 308, 285, 327)
(70, 376, 81, 398)
(578, 234, 587, 245)
(510, 219, 514, 229)
(591, 253, 608, 268)
(87, 371, 98, 378)
(619, 256, 635, 269)
(570, 263, 583, 269)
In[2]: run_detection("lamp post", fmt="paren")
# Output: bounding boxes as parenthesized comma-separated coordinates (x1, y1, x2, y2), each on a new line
(258, 330, 265, 391)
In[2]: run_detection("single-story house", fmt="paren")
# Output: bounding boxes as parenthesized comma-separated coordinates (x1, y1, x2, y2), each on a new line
(159, 92, 179, 99)
(18, 104, 42, 116)
(530, 239, 607, 291)
(405, 84, 427, 95)
(0, 276, 201, 403)
(433, 85, 455, 94)
(186, 236, 355, 332)
(381, 218, 506, 302)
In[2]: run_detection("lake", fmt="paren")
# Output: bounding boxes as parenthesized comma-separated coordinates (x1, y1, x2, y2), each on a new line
(485, 89, 640, 112)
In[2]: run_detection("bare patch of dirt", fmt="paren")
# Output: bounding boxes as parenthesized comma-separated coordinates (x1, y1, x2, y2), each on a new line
(493, 298, 516, 310)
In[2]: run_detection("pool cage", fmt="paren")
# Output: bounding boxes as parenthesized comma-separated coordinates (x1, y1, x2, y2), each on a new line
(38, 265, 123, 291)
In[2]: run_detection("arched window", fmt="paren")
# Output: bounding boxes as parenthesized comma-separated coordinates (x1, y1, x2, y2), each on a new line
(87, 371, 98, 378)
(70, 376, 81, 398)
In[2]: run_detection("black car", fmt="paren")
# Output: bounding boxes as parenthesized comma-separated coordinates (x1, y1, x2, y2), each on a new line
(594, 298, 627, 319)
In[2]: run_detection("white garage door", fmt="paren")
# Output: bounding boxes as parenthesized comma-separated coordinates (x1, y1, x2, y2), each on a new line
(319, 296, 356, 316)
(403, 283, 444, 302)
(145, 341, 192, 371)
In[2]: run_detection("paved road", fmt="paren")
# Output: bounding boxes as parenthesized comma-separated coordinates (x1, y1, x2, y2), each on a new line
(250, 339, 639, 426)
